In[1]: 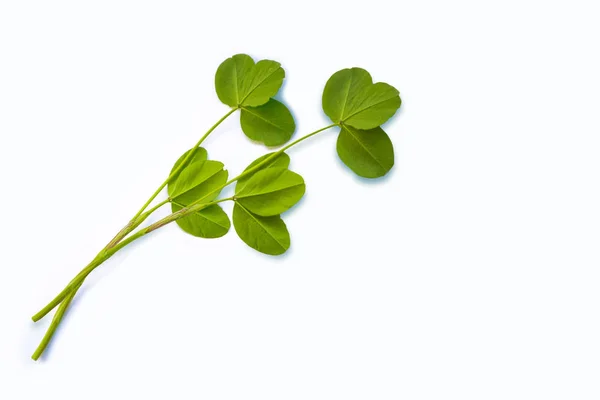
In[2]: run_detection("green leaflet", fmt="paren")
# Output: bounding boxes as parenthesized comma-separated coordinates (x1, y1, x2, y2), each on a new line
(322, 68, 401, 129)
(240, 99, 295, 146)
(235, 167, 304, 216)
(232, 203, 290, 255)
(169, 147, 208, 179)
(169, 156, 229, 238)
(337, 125, 394, 178)
(215, 54, 285, 108)
(167, 160, 228, 204)
(172, 203, 230, 239)
(236, 152, 291, 191)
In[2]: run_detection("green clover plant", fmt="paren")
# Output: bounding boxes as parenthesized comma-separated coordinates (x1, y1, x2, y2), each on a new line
(31, 54, 401, 360)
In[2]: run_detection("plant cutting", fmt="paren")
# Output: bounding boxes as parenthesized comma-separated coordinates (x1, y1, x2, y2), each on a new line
(31, 54, 402, 360)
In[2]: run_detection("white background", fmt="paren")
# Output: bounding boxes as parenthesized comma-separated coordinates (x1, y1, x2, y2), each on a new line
(1, 0, 599, 398)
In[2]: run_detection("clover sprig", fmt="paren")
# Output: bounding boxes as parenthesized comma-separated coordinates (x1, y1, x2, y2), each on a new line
(31, 54, 401, 360)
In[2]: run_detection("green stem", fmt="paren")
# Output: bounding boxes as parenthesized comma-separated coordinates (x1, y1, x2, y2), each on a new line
(35, 123, 334, 317)
(30, 124, 336, 360)
(129, 124, 337, 242)
(129, 124, 338, 231)
(233, 123, 337, 184)
(31, 109, 237, 321)
(187, 123, 338, 210)
(30, 201, 222, 360)
(130, 107, 238, 223)
(32, 281, 82, 361)
(31, 198, 170, 322)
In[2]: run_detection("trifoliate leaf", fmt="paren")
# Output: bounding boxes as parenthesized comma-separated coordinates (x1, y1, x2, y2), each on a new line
(236, 152, 290, 192)
(233, 203, 290, 255)
(235, 167, 305, 216)
(167, 160, 228, 204)
(322, 68, 400, 129)
(337, 125, 394, 178)
(169, 147, 208, 179)
(240, 99, 295, 146)
(215, 54, 284, 108)
(172, 203, 230, 239)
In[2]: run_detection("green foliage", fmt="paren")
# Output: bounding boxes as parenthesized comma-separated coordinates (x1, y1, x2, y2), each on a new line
(32, 55, 404, 361)
(215, 54, 284, 107)
(236, 152, 290, 191)
(232, 203, 290, 255)
(322, 68, 400, 178)
(322, 67, 400, 129)
(337, 126, 394, 178)
(168, 155, 229, 238)
(235, 167, 305, 216)
(169, 147, 208, 178)
(172, 203, 230, 238)
(214, 54, 295, 148)
(167, 160, 228, 204)
(240, 99, 295, 146)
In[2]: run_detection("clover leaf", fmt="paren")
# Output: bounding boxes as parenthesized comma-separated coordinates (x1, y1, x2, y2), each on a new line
(322, 67, 400, 129)
(215, 54, 284, 108)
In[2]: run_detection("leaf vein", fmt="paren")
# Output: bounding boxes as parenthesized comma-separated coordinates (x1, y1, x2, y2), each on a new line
(239, 67, 281, 105)
(343, 94, 398, 122)
(242, 107, 287, 132)
(237, 203, 286, 251)
(237, 182, 304, 198)
(344, 127, 387, 171)
(338, 73, 353, 121)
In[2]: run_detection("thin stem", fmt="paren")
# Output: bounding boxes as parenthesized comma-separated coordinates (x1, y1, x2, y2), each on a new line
(187, 123, 339, 210)
(32, 259, 99, 322)
(32, 198, 228, 324)
(130, 107, 238, 223)
(30, 201, 219, 360)
(141, 198, 170, 221)
(231, 123, 337, 185)
(127, 124, 338, 232)
(31, 198, 170, 322)
(281, 123, 338, 153)
(139, 124, 338, 236)
(31, 124, 336, 360)
(31, 110, 237, 321)
(33, 124, 334, 321)
(32, 281, 82, 361)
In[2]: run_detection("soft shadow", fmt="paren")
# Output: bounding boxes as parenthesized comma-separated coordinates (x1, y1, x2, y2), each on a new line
(269, 85, 299, 149)
(272, 77, 289, 102)
(280, 192, 308, 220)
(274, 242, 294, 261)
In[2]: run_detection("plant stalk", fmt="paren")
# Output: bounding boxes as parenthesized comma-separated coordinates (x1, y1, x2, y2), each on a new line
(32, 109, 237, 321)
(130, 107, 238, 223)
(31, 123, 336, 360)
(31, 199, 170, 322)
(31, 282, 82, 360)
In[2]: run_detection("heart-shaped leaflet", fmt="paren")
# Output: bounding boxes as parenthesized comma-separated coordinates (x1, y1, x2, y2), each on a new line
(215, 54, 296, 146)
